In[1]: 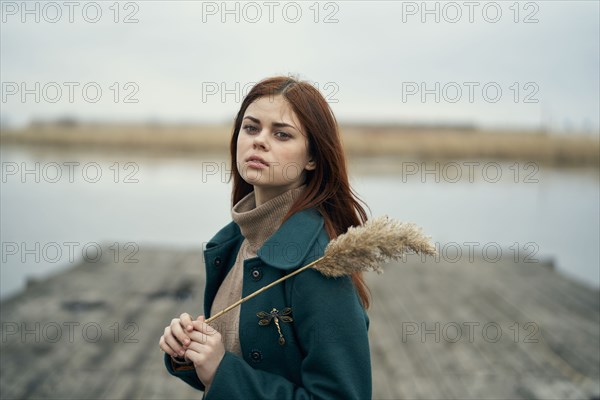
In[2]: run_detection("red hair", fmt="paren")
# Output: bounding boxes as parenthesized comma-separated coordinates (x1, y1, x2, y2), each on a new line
(229, 76, 371, 308)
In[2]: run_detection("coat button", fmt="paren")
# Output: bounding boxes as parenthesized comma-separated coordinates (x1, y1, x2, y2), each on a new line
(214, 257, 222, 267)
(250, 267, 262, 281)
(249, 350, 262, 363)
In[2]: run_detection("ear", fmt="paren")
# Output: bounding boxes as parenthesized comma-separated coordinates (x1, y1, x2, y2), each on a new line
(305, 159, 316, 171)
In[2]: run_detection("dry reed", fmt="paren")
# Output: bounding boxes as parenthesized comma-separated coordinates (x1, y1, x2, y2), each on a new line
(206, 216, 435, 323)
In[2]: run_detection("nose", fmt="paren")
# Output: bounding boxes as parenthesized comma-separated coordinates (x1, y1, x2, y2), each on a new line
(252, 129, 269, 151)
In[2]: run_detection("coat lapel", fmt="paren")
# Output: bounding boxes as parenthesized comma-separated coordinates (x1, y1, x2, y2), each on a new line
(257, 208, 325, 270)
(203, 208, 327, 316)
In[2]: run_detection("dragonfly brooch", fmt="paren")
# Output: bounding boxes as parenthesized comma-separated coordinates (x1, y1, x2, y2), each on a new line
(257, 307, 293, 345)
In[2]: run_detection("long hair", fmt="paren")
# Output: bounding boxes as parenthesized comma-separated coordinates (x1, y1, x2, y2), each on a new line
(229, 76, 371, 308)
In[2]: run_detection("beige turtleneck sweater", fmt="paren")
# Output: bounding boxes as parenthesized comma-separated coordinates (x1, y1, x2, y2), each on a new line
(209, 185, 305, 357)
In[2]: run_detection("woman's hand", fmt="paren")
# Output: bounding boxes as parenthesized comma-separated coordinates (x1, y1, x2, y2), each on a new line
(159, 312, 195, 359)
(185, 316, 225, 388)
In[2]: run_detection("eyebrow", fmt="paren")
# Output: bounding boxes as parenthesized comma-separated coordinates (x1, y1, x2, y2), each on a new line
(243, 115, 298, 131)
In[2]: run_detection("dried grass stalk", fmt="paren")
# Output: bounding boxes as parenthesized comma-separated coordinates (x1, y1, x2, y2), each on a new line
(316, 216, 436, 277)
(206, 216, 436, 323)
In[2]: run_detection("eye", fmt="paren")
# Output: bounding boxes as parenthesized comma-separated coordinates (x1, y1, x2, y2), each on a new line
(242, 124, 259, 134)
(274, 131, 291, 140)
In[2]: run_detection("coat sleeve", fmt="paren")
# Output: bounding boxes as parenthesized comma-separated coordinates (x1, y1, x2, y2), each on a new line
(163, 352, 205, 392)
(205, 267, 372, 400)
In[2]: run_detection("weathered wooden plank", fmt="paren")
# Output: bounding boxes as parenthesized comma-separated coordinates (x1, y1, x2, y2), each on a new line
(1, 245, 598, 399)
(365, 254, 599, 399)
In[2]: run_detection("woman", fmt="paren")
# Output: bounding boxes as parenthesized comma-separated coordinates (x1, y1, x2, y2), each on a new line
(159, 76, 372, 399)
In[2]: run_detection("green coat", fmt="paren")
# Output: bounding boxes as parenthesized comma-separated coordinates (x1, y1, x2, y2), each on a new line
(164, 208, 372, 399)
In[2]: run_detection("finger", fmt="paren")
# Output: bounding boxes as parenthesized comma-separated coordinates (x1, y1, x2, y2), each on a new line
(195, 315, 216, 333)
(180, 313, 194, 332)
(191, 319, 208, 333)
(165, 332, 187, 356)
(170, 319, 192, 347)
(184, 346, 203, 365)
(159, 335, 178, 358)
(192, 315, 211, 333)
(186, 340, 209, 354)
(188, 329, 213, 344)
(193, 320, 218, 336)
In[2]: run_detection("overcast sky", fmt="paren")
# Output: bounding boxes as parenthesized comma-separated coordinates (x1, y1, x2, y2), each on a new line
(1, 1, 598, 133)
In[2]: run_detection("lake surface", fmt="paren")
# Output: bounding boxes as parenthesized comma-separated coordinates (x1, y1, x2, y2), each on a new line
(1, 145, 598, 300)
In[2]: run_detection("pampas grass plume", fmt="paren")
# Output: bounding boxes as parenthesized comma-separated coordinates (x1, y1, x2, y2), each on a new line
(316, 216, 437, 277)
(206, 215, 435, 323)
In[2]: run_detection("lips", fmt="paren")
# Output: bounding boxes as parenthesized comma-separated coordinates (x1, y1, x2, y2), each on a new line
(246, 155, 269, 167)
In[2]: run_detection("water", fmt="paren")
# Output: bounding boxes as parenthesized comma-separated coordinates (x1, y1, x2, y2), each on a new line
(1, 146, 598, 300)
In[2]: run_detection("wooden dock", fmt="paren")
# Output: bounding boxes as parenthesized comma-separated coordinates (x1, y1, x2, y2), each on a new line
(1, 245, 598, 399)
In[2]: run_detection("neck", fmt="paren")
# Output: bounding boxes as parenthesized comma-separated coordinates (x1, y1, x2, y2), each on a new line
(232, 184, 306, 252)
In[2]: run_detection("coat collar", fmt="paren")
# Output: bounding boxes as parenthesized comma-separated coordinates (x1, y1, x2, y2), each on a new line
(257, 208, 324, 270)
(206, 208, 325, 271)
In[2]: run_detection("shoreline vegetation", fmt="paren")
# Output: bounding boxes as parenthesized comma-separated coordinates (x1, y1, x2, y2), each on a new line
(1, 122, 598, 166)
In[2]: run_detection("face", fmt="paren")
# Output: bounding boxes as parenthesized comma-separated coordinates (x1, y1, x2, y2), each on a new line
(236, 95, 315, 200)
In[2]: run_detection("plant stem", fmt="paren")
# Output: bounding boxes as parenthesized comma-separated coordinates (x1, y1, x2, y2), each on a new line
(205, 256, 324, 324)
